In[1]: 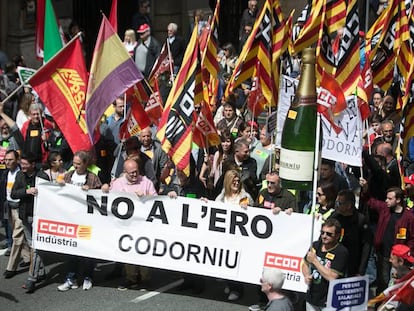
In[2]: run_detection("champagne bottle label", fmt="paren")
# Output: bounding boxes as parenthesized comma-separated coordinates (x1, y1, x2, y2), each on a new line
(279, 148, 314, 181)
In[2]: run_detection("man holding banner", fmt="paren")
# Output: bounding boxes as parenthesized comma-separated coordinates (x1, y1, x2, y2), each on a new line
(102, 158, 157, 290)
(302, 219, 348, 311)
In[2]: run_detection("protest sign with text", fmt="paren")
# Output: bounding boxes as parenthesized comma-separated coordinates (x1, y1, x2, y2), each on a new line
(277, 75, 362, 166)
(34, 179, 322, 293)
(327, 275, 369, 311)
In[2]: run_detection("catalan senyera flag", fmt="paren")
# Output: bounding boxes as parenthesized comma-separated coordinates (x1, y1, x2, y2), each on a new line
(395, 0, 411, 80)
(226, 0, 274, 105)
(325, 0, 346, 34)
(201, 0, 220, 78)
(36, 0, 65, 62)
(156, 21, 199, 176)
(85, 15, 144, 142)
(368, 1, 400, 91)
(292, 0, 325, 54)
(395, 1, 412, 111)
(334, 0, 360, 97)
(29, 37, 92, 152)
(272, 1, 293, 104)
(402, 86, 414, 156)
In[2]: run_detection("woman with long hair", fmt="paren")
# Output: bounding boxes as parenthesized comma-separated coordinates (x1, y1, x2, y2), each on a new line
(215, 169, 254, 209)
(16, 92, 33, 129)
(305, 182, 338, 221)
(209, 131, 234, 187)
(215, 169, 253, 301)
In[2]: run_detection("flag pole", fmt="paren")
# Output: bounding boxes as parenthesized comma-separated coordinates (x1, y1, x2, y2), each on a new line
(165, 38, 174, 84)
(310, 112, 321, 246)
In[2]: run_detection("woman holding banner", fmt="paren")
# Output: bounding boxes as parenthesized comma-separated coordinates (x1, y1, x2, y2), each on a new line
(215, 169, 253, 301)
(57, 150, 102, 292)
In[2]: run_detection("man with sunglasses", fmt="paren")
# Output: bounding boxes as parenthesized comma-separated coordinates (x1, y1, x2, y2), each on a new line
(256, 171, 297, 214)
(302, 218, 348, 311)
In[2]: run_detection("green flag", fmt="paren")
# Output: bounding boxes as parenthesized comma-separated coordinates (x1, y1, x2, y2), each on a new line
(43, 0, 63, 62)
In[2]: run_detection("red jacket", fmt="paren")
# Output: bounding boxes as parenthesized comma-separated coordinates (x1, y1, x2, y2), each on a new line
(367, 197, 414, 253)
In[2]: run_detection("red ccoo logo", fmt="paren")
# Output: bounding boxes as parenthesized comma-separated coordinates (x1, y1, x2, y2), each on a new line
(264, 252, 302, 272)
(37, 219, 92, 239)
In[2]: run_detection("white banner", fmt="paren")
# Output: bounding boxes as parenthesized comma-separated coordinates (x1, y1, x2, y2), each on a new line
(277, 75, 362, 167)
(33, 179, 322, 293)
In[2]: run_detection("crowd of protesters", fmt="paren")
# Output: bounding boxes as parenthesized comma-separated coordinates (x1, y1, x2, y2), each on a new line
(0, 0, 413, 310)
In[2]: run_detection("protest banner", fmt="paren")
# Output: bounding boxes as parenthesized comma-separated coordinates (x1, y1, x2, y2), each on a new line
(277, 75, 362, 166)
(326, 275, 369, 311)
(33, 179, 322, 293)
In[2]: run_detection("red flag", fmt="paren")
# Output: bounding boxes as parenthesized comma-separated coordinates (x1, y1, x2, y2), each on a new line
(318, 70, 346, 134)
(394, 270, 414, 305)
(35, 0, 46, 60)
(247, 63, 268, 117)
(119, 103, 151, 139)
(193, 102, 220, 149)
(29, 37, 92, 152)
(145, 82, 163, 126)
(369, 269, 414, 306)
(126, 81, 151, 104)
(148, 43, 173, 84)
(109, 0, 118, 33)
(357, 55, 374, 121)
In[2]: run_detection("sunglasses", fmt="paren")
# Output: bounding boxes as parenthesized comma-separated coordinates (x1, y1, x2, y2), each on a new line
(267, 181, 276, 185)
(320, 230, 334, 237)
(317, 192, 324, 196)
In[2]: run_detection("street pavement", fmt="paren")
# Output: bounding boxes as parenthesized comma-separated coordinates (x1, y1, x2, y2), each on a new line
(0, 227, 305, 311)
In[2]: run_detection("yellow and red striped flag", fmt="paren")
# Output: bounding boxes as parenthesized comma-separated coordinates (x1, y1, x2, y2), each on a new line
(156, 21, 199, 176)
(292, 0, 325, 54)
(334, 0, 361, 97)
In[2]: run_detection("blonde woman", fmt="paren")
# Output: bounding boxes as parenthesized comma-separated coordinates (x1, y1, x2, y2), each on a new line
(215, 169, 253, 208)
(215, 169, 253, 301)
(123, 29, 138, 59)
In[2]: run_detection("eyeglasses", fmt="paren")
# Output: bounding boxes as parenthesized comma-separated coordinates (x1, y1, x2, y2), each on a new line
(126, 170, 138, 176)
(317, 192, 324, 196)
(320, 230, 335, 237)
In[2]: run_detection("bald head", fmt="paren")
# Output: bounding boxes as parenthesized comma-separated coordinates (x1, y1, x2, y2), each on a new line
(124, 159, 140, 183)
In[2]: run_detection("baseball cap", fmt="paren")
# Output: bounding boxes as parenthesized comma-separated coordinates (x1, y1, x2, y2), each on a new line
(137, 23, 150, 33)
(403, 174, 414, 185)
(391, 244, 414, 263)
(247, 120, 258, 129)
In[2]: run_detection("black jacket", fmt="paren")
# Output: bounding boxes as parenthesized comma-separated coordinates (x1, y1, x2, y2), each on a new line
(11, 169, 49, 221)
